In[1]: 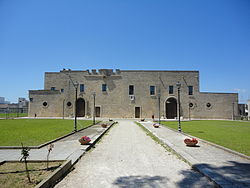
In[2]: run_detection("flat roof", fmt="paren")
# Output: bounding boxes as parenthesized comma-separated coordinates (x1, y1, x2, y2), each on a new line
(46, 69, 199, 74)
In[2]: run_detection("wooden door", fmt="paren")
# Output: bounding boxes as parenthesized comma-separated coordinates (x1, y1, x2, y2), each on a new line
(95, 107, 101, 117)
(135, 107, 140, 118)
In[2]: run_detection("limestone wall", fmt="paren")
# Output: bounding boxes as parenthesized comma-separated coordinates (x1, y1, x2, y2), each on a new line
(28, 69, 238, 119)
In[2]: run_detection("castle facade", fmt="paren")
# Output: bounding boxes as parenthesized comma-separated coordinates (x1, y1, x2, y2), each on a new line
(29, 69, 238, 119)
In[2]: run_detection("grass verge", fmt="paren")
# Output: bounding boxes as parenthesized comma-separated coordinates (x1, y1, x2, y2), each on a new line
(135, 122, 190, 165)
(0, 119, 93, 146)
(0, 161, 62, 188)
(161, 120, 250, 156)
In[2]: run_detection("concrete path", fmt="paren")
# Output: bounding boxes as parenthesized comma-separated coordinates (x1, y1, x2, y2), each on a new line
(0, 123, 112, 164)
(55, 120, 215, 188)
(140, 121, 250, 188)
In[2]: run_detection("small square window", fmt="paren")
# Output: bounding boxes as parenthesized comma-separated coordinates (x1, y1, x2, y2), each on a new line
(102, 84, 107, 92)
(129, 85, 134, 95)
(80, 84, 85, 92)
(30, 98, 33, 102)
(169, 86, 174, 94)
(188, 86, 193, 95)
(61, 89, 64, 93)
(150, 86, 155, 95)
(51, 87, 56, 91)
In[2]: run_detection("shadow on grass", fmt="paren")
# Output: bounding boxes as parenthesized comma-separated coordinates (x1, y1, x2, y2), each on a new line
(113, 175, 168, 187)
(177, 161, 250, 188)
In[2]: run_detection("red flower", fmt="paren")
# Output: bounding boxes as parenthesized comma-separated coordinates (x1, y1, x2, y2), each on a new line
(81, 136, 91, 141)
(184, 138, 198, 144)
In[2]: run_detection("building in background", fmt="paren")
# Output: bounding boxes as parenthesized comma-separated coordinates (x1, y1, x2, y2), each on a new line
(0, 97, 4, 104)
(0, 97, 10, 104)
(238, 103, 248, 120)
(238, 104, 248, 116)
(18, 98, 29, 109)
(29, 69, 238, 120)
(0, 97, 29, 114)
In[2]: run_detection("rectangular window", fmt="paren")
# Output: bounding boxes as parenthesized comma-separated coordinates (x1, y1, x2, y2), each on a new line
(169, 86, 174, 94)
(51, 87, 56, 91)
(150, 86, 155, 95)
(80, 84, 84, 92)
(61, 89, 64, 93)
(188, 86, 193, 95)
(129, 85, 134, 95)
(102, 84, 107, 92)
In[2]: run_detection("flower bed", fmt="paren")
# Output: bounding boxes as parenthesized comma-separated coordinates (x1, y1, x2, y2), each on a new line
(79, 136, 91, 145)
(153, 123, 159, 128)
(101, 124, 107, 128)
(184, 138, 198, 146)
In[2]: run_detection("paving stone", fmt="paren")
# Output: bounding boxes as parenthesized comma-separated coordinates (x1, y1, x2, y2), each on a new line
(55, 120, 215, 188)
(140, 121, 250, 188)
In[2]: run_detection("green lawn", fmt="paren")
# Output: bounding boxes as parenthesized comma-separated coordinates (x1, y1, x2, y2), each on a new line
(0, 119, 93, 146)
(161, 120, 250, 156)
(0, 113, 28, 118)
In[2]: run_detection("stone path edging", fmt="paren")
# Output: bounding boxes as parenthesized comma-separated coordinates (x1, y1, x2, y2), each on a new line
(0, 121, 116, 188)
(35, 160, 72, 188)
(68, 121, 117, 165)
(137, 122, 221, 187)
(161, 123, 250, 160)
(38, 121, 117, 188)
(138, 121, 250, 188)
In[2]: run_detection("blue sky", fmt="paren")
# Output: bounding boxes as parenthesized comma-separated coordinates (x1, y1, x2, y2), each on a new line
(0, 0, 249, 103)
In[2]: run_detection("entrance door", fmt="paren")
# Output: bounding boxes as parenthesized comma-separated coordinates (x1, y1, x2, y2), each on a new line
(165, 98, 177, 119)
(135, 107, 140, 118)
(95, 107, 101, 117)
(76, 98, 85, 117)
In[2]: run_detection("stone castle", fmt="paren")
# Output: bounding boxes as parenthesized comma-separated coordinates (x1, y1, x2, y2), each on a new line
(28, 69, 238, 119)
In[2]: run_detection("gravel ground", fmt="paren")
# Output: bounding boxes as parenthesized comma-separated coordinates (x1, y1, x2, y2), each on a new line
(55, 120, 215, 188)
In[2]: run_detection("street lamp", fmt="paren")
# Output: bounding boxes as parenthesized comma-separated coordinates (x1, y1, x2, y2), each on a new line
(73, 82, 78, 132)
(158, 92, 161, 125)
(176, 82, 181, 132)
(92, 92, 96, 125)
(232, 102, 235, 120)
(63, 70, 78, 132)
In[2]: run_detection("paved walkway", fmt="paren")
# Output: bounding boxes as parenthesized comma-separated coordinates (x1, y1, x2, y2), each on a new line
(0, 123, 112, 164)
(55, 120, 215, 188)
(1, 119, 249, 188)
(140, 121, 250, 188)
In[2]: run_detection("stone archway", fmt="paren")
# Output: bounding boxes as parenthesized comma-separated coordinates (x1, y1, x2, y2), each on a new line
(165, 98, 177, 119)
(76, 98, 85, 117)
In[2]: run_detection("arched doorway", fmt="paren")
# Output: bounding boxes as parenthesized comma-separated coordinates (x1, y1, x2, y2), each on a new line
(165, 98, 177, 119)
(76, 98, 85, 117)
